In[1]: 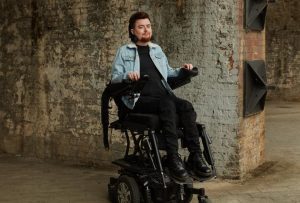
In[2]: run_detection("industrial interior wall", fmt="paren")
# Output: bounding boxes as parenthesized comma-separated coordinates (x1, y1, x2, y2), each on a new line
(266, 0, 300, 101)
(0, 1, 32, 155)
(0, 0, 264, 178)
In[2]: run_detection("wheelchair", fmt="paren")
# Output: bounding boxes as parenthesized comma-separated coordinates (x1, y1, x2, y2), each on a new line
(101, 67, 216, 203)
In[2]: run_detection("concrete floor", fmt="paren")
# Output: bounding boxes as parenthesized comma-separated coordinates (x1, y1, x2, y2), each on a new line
(201, 101, 300, 203)
(0, 101, 299, 203)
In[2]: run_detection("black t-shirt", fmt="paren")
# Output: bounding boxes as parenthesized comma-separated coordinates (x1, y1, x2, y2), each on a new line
(137, 45, 168, 98)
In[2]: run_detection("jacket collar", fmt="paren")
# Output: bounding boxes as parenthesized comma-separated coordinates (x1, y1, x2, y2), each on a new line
(127, 42, 158, 49)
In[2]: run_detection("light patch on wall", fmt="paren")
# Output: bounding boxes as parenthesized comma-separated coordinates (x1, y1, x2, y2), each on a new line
(72, 1, 88, 29)
(176, 0, 185, 8)
(15, 76, 25, 105)
(5, 23, 21, 53)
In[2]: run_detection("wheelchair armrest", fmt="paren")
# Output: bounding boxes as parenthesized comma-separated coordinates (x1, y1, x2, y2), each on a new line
(167, 67, 199, 90)
(107, 75, 149, 97)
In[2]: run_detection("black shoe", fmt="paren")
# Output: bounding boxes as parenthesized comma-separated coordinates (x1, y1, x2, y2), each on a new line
(187, 152, 212, 177)
(166, 153, 189, 182)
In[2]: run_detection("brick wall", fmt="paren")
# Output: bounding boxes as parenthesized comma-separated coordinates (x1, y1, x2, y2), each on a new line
(266, 0, 300, 101)
(0, 0, 266, 178)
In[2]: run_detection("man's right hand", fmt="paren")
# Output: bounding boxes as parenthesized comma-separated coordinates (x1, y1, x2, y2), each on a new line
(127, 71, 140, 81)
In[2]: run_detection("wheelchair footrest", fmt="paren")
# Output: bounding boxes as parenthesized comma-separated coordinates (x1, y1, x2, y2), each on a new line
(164, 168, 193, 185)
(170, 176, 193, 185)
(188, 170, 216, 182)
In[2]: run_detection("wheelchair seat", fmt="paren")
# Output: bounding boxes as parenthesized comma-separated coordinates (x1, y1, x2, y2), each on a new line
(120, 113, 161, 131)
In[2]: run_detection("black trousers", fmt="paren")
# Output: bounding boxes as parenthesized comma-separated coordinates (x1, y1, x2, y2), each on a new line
(132, 94, 201, 154)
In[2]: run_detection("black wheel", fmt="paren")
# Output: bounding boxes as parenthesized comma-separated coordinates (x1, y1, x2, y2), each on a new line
(117, 175, 141, 203)
(108, 177, 118, 203)
(176, 184, 193, 203)
(198, 195, 212, 203)
(183, 184, 193, 203)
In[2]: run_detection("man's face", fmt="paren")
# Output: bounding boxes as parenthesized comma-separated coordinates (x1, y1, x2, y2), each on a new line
(131, 18, 152, 43)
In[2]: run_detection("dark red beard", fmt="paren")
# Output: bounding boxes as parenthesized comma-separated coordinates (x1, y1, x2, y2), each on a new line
(140, 35, 151, 43)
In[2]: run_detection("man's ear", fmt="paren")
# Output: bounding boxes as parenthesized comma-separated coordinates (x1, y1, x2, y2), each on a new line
(130, 29, 134, 35)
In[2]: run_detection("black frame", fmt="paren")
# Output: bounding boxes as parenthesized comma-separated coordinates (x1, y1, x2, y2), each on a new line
(244, 0, 268, 31)
(244, 60, 268, 117)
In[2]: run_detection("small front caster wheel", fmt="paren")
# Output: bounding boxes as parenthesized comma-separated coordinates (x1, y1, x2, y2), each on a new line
(198, 195, 212, 203)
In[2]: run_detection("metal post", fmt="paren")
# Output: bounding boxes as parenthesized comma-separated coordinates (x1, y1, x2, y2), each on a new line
(149, 130, 167, 188)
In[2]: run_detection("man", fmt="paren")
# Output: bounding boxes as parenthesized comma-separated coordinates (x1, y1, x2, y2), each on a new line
(111, 11, 211, 182)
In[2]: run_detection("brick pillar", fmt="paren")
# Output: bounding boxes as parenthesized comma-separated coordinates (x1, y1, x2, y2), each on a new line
(238, 0, 266, 177)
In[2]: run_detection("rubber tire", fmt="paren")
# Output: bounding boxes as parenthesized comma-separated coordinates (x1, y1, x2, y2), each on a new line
(183, 184, 193, 203)
(108, 185, 117, 203)
(199, 196, 212, 203)
(117, 175, 141, 203)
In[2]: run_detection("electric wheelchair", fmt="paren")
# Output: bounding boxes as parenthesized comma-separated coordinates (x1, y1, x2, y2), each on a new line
(101, 67, 216, 203)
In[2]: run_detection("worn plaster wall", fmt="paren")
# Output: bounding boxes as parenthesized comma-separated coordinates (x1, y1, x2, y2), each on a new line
(266, 0, 300, 101)
(0, 0, 32, 154)
(0, 0, 265, 178)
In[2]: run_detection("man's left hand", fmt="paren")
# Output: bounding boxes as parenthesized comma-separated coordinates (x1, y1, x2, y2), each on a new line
(183, 64, 193, 70)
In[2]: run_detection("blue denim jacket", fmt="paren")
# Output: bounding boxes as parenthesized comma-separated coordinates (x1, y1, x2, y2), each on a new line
(111, 42, 181, 109)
